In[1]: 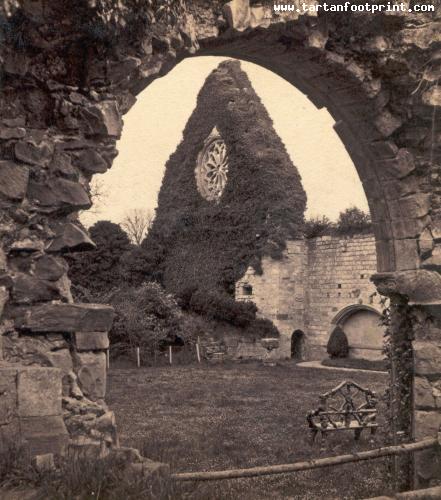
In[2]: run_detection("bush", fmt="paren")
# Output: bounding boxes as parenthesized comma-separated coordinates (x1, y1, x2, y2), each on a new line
(305, 209, 372, 239)
(335, 207, 372, 236)
(327, 326, 349, 358)
(244, 317, 280, 339)
(304, 215, 334, 238)
(0, 439, 40, 489)
(189, 289, 257, 328)
(109, 282, 192, 360)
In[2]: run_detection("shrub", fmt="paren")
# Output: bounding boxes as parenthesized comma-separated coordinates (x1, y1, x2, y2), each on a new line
(335, 207, 372, 236)
(304, 215, 334, 238)
(327, 326, 349, 358)
(109, 282, 192, 360)
(189, 289, 257, 328)
(245, 317, 280, 339)
(0, 439, 40, 489)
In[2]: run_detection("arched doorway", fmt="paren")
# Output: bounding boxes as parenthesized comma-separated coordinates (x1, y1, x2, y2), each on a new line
(291, 330, 305, 361)
(330, 305, 384, 361)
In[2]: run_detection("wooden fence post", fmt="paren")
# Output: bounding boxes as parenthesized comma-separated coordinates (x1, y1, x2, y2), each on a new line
(136, 347, 140, 368)
(169, 345, 173, 365)
(196, 337, 201, 363)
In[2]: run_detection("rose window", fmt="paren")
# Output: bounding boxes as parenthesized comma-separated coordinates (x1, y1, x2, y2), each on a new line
(195, 127, 229, 202)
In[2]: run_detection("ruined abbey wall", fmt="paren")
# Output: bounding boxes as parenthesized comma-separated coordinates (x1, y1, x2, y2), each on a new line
(236, 234, 383, 360)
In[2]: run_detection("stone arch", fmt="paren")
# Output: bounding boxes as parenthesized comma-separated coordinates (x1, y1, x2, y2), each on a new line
(329, 305, 384, 360)
(331, 304, 382, 326)
(1, 0, 441, 486)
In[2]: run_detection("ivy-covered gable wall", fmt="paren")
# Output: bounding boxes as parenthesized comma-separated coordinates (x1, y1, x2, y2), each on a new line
(142, 60, 307, 299)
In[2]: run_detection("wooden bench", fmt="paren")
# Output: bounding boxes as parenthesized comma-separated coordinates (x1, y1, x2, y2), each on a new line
(307, 380, 379, 443)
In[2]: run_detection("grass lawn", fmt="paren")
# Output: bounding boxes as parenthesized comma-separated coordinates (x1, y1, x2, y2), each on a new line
(107, 361, 394, 499)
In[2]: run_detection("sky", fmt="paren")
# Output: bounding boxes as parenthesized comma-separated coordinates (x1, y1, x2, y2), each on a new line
(80, 56, 369, 228)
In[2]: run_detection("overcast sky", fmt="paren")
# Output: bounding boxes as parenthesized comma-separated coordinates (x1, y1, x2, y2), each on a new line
(80, 56, 369, 228)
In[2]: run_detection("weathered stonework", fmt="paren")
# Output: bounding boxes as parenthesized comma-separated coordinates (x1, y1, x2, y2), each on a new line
(0, 366, 69, 456)
(236, 234, 384, 360)
(0, 0, 440, 485)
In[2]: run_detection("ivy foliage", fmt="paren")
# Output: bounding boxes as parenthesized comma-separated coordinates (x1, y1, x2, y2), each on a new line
(67, 220, 131, 296)
(138, 60, 306, 307)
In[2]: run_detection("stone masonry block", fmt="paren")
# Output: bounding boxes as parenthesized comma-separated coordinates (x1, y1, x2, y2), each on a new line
(18, 367, 62, 417)
(375, 239, 395, 272)
(20, 415, 69, 456)
(15, 303, 114, 333)
(394, 238, 420, 271)
(75, 332, 109, 351)
(414, 376, 437, 410)
(0, 367, 18, 425)
(76, 351, 106, 400)
(414, 410, 441, 439)
(0, 161, 29, 200)
(223, 0, 251, 32)
(414, 341, 441, 377)
(0, 420, 21, 450)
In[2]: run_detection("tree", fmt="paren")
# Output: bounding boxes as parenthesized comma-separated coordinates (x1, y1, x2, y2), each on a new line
(109, 282, 192, 360)
(327, 326, 349, 358)
(80, 177, 108, 218)
(121, 208, 154, 245)
(336, 207, 372, 236)
(67, 220, 131, 296)
(304, 215, 334, 238)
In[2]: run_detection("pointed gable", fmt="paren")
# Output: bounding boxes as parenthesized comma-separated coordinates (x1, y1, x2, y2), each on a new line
(142, 60, 307, 299)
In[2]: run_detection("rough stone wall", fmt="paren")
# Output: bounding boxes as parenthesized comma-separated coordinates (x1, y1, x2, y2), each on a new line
(200, 332, 279, 362)
(236, 240, 308, 356)
(306, 235, 382, 359)
(236, 234, 383, 359)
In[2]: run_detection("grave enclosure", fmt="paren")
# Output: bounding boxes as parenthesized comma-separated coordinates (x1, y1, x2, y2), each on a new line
(0, 0, 441, 487)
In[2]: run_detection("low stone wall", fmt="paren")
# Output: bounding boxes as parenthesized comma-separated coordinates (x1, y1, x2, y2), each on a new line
(200, 334, 279, 362)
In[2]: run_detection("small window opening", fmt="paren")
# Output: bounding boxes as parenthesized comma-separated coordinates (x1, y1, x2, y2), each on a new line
(242, 284, 253, 296)
(337, 284, 342, 289)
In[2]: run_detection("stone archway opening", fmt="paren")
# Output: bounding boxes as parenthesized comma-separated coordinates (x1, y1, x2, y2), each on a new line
(291, 330, 305, 361)
(1, 0, 440, 489)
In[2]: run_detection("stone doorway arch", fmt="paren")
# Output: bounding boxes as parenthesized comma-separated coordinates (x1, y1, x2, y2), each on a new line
(1, 0, 440, 487)
(330, 305, 384, 361)
(291, 330, 306, 361)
